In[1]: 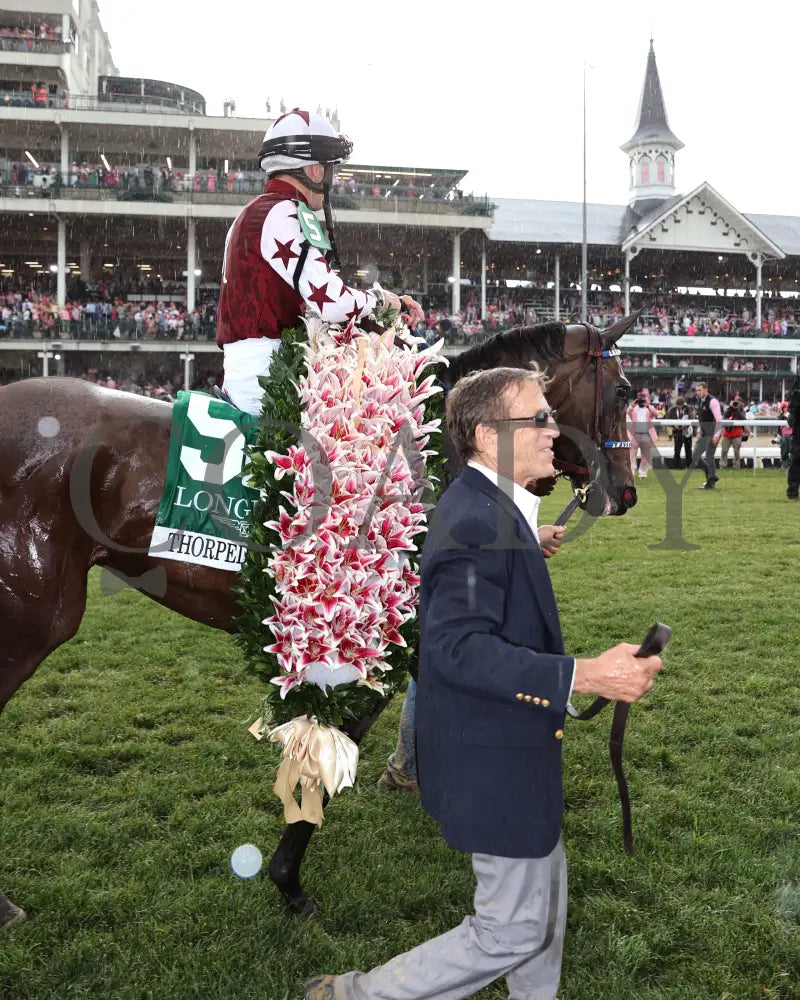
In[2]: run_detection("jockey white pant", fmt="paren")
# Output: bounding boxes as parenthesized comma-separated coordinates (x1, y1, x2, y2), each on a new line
(222, 337, 283, 415)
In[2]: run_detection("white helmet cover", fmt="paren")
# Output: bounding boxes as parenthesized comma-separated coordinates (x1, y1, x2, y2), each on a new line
(258, 108, 352, 175)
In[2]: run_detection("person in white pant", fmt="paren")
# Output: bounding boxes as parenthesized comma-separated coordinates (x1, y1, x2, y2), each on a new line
(215, 108, 423, 415)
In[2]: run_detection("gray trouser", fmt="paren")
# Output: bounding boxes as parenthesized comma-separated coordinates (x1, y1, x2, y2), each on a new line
(692, 432, 717, 479)
(335, 839, 567, 1000)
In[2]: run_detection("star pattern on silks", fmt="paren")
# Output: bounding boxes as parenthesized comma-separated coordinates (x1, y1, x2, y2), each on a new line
(308, 280, 335, 311)
(339, 284, 352, 299)
(314, 254, 331, 272)
(272, 238, 299, 269)
(345, 300, 362, 323)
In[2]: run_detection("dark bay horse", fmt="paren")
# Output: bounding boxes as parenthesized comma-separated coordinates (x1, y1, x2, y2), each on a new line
(0, 316, 636, 927)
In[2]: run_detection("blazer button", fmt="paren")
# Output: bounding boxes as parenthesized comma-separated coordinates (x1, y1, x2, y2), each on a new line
(541, 699, 551, 708)
(516, 693, 525, 700)
(532, 697, 541, 705)
(554, 729, 564, 740)
(524, 695, 533, 702)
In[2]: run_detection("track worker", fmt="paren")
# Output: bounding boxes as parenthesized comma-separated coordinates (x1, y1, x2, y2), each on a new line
(216, 108, 423, 414)
(305, 366, 663, 1000)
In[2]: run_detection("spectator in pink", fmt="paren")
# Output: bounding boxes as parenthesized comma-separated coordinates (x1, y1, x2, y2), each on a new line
(627, 390, 659, 480)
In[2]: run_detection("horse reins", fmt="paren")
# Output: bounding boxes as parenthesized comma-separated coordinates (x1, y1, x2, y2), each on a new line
(550, 324, 632, 520)
(547, 325, 637, 855)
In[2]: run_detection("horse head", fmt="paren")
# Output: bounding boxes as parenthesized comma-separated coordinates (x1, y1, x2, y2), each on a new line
(445, 314, 638, 517)
(549, 315, 638, 516)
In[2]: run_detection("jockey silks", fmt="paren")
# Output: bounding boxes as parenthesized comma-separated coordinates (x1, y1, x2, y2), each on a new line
(216, 179, 376, 347)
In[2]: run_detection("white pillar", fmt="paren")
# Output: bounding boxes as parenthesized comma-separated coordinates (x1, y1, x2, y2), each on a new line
(759, 377, 763, 401)
(37, 349, 52, 377)
(781, 378, 786, 400)
(421, 254, 428, 295)
(451, 232, 461, 316)
(62, 13, 70, 42)
(480, 242, 487, 321)
(181, 352, 195, 391)
(60, 126, 69, 181)
(80, 240, 92, 283)
(189, 131, 197, 185)
(187, 219, 196, 311)
(554, 253, 560, 321)
(755, 257, 763, 333)
(652, 352, 658, 368)
(624, 250, 631, 315)
(57, 219, 66, 306)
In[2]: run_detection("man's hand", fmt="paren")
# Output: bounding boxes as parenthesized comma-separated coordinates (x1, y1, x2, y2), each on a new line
(538, 524, 565, 558)
(573, 643, 663, 703)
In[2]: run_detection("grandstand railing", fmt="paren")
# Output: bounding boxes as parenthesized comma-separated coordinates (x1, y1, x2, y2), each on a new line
(0, 169, 492, 216)
(0, 37, 72, 54)
(0, 92, 204, 114)
(623, 365, 797, 377)
(0, 316, 217, 341)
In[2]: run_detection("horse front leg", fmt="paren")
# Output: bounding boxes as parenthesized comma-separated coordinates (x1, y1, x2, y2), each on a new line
(267, 693, 394, 916)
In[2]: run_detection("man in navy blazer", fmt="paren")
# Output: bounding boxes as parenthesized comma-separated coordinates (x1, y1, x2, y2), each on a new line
(306, 366, 662, 1000)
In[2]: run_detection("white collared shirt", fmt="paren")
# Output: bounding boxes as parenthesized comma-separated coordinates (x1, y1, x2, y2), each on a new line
(467, 461, 541, 542)
(466, 460, 576, 703)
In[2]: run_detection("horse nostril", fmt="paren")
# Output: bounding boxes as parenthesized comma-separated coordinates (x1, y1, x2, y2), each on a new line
(622, 486, 638, 509)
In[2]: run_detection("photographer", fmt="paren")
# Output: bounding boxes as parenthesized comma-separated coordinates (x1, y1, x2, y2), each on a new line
(720, 399, 745, 470)
(786, 380, 800, 500)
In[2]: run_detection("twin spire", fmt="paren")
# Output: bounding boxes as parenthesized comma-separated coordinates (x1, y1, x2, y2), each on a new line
(621, 40, 683, 208)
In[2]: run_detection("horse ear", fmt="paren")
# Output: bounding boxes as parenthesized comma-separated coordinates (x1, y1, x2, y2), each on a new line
(601, 311, 639, 347)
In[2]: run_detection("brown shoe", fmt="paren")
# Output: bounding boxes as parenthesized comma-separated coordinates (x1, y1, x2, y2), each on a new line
(303, 975, 337, 1000)
(376, 768, 419, 793)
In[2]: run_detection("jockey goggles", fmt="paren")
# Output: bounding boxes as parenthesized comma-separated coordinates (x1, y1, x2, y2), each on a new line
(257, 133, 353, 168)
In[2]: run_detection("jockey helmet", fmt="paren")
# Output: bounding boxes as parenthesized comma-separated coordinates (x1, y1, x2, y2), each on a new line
(258, 109, 352, 185)
(258, 108, 351, 271)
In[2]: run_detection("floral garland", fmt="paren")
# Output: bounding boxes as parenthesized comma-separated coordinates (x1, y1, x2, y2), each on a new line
(236, 319, 446, 732)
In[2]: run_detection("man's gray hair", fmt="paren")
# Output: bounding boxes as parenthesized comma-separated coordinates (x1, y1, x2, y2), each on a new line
(446, 366, 549, 464)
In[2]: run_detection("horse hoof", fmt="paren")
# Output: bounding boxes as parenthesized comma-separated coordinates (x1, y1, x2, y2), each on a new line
(0, 895, 26, 928)
(287, 892, 319, 919)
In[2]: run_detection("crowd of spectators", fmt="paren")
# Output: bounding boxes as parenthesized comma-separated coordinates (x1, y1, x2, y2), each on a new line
(0, 290, 218, 340)
(1, 22, 66, 51)
(0, 160, 266, 197)
(587, 295, 798, 338)
(3, 281, 800, 362)
(620, 354, 779, 373)
(0, 159, 484, 210)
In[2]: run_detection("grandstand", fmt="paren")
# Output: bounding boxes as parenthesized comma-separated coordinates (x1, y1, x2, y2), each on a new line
(1, 7, 800, 403)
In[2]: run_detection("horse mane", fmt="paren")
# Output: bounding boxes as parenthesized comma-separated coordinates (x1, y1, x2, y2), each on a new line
(445, 322, 567, 385)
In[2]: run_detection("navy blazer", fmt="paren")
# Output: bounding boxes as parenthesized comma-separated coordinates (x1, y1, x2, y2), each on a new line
(417, 465, 574, 858)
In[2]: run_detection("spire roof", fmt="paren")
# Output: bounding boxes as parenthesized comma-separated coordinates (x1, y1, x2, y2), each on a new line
(621, 40, 684, 152)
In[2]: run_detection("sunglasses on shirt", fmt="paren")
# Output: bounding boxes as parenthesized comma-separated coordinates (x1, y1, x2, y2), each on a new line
(495, 410, 558, 427)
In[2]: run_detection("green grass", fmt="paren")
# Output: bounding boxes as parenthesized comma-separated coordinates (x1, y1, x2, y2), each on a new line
(1, 468, 799, 999)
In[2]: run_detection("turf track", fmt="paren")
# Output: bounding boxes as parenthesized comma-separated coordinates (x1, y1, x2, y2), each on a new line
(1, 468, 798, 999)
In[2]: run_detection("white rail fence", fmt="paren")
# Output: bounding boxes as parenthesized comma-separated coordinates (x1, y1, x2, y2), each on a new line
(644, 419, 789, 472)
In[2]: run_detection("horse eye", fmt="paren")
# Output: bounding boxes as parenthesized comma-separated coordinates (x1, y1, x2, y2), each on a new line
(616, 386, 631, 400)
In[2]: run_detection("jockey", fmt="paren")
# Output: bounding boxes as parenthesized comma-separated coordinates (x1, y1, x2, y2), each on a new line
(216, 108, 423, 414)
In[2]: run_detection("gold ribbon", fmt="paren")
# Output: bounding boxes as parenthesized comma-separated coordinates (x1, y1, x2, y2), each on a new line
(264, 715, 359, 825)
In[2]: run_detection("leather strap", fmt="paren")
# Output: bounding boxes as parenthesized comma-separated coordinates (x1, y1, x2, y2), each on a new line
(568, 695, 635, 855)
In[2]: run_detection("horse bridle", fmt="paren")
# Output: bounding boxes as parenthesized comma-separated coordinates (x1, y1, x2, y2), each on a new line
(546, 324, 631, 508)
(546, 325, 638, 855)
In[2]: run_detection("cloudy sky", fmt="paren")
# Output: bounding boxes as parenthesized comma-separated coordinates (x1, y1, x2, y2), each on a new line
(99, 0, 799, 216)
